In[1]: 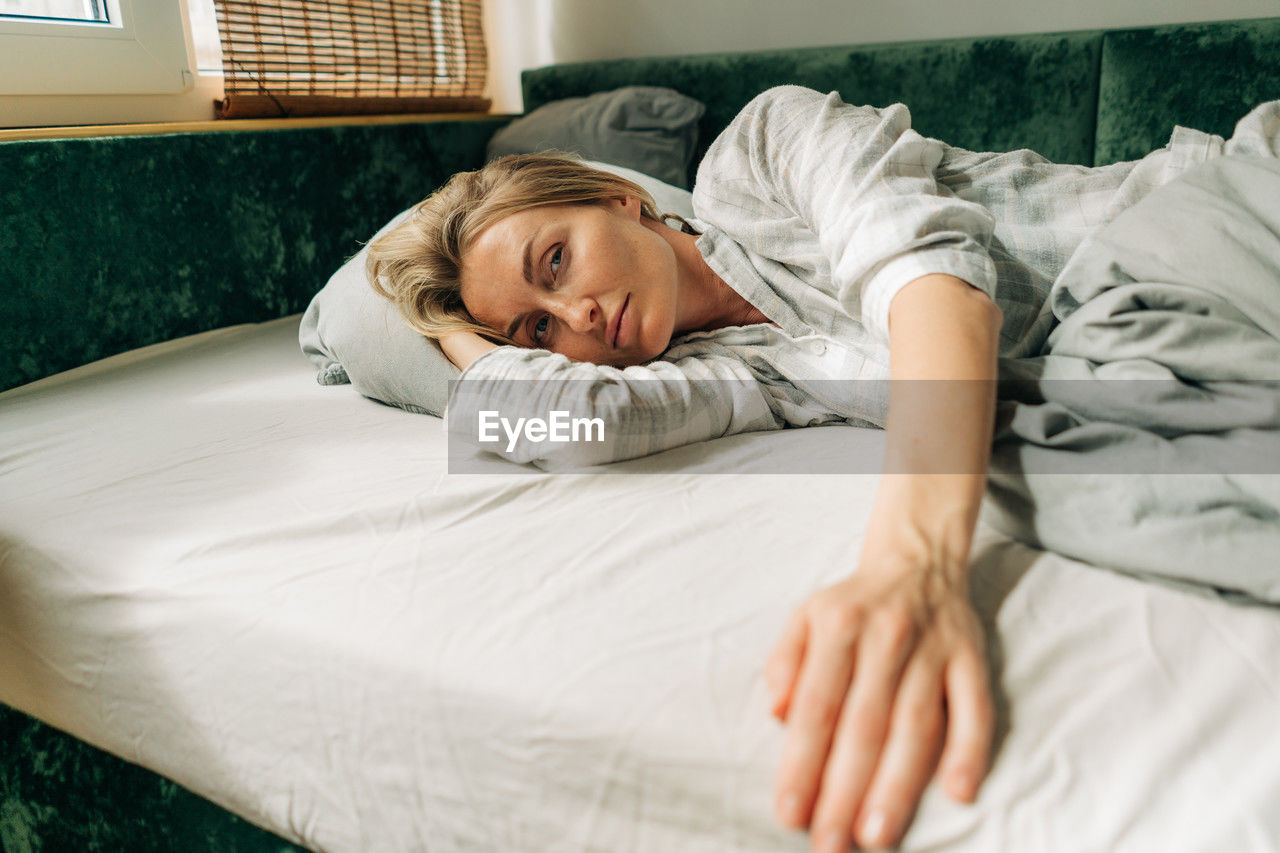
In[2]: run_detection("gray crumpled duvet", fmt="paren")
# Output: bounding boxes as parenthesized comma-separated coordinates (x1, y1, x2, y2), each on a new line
(986, 155, 1280, 605)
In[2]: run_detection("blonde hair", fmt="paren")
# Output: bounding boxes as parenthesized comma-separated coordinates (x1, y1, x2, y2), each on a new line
(366, 151, 690, 346)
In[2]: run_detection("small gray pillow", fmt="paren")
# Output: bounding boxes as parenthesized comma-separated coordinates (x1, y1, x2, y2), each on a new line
(298, 161, 696, 417)
(487, 86, 705, 189)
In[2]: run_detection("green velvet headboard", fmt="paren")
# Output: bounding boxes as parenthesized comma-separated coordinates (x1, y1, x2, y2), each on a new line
(522, 16, 1280, 184)
(1, 15, 1278, 852)
(0, 118, 508, 394)
(1095, 19, 1280, 162)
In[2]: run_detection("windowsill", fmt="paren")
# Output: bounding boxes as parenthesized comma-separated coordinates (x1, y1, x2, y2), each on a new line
(0, 111, 517, 142)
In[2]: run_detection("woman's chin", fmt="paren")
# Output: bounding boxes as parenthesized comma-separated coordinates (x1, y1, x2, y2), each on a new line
(640, 333, 674, 364)
(611, 339, 669, 367)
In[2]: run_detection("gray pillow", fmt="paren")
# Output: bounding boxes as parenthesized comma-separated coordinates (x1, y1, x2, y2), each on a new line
(486, 86, 705, 189)
(298, 161, 696, 417)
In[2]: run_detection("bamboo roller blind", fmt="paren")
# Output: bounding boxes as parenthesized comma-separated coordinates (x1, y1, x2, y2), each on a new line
(212, 0, 490, 119)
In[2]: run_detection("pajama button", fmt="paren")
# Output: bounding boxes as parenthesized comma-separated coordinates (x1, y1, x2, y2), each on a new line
(808, 341, 827, 355)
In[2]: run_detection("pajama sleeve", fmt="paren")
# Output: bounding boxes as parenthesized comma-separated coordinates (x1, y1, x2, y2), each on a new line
(444, 343, 785, 470)
(693, 85, 999, 344)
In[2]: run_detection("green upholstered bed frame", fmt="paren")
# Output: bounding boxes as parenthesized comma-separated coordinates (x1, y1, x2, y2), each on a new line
(2, 16, 1277, 851)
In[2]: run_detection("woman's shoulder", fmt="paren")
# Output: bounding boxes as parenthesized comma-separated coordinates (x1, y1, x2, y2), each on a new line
(691, 86, 913, 208)
(705, 85, 910, 152)
(695, 86, 827, 177)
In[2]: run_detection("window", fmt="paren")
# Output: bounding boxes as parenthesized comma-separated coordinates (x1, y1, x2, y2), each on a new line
(0, 0, 195, 96)
(0, 1, 111, 23)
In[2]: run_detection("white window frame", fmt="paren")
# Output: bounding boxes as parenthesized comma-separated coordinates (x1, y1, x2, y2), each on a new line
(0, 0, 194, 95)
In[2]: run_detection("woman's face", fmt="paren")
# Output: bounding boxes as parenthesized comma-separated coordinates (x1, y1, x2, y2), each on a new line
(458, 196, 680, 367)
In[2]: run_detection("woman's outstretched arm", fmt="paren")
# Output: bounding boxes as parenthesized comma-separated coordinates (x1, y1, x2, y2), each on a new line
(767, 272, 1000, 852)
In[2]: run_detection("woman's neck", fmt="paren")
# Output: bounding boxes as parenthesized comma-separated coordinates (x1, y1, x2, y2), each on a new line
(654, 221, 770, 335)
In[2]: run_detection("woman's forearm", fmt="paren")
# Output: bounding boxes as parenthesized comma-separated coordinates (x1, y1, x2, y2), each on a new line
(438, 330, 499, 371)
(870, 273, 1001, 579)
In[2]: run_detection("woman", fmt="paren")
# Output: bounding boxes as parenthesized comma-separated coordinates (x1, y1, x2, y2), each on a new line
(368, 85, 1280, 852)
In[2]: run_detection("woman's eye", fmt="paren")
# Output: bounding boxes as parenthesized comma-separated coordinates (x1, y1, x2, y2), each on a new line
(532, 314, 551, 344)
(549, 247, 562, 278)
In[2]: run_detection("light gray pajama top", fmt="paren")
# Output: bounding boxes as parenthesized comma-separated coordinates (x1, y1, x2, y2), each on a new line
(447, 85, 1280, 469)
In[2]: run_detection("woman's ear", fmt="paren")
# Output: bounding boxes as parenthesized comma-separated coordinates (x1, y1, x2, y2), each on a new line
(612, 194, 642, 219)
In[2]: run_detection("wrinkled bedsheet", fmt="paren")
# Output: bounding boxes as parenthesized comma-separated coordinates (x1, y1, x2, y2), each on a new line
(988, 155, 1280, 604)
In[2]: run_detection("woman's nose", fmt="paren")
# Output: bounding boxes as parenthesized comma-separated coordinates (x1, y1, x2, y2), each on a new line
(559, 296, 602, 335)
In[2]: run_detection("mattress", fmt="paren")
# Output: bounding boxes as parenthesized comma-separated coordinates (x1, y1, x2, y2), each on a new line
(1, 315, 1278, 852)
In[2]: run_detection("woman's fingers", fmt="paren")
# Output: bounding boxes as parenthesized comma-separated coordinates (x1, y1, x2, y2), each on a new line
(853, 657, 946, 850)
(807, 608, 916, 852)
(766, 607, 808, 720)
(772, 602, 862, 830)
(938, 648, 995, 802)
(767, 579, 994, 851)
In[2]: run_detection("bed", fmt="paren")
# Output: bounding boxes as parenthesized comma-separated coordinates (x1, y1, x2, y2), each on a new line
(3, 15, 1280, 853)
(4, 314, 1280, 852)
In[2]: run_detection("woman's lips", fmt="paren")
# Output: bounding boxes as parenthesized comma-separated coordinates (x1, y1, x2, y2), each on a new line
(613, 294, 630, 348)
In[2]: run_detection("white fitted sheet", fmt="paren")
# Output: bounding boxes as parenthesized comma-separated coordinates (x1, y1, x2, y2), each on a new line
(1, 315, 1278, 852)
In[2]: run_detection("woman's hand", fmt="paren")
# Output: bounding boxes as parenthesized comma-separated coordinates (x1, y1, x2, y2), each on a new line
(437, 329, 499, 371)
(765, 534, 994, 852)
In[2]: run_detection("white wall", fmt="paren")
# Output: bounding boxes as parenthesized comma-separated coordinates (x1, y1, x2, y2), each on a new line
(483, 0, 1280, 113)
